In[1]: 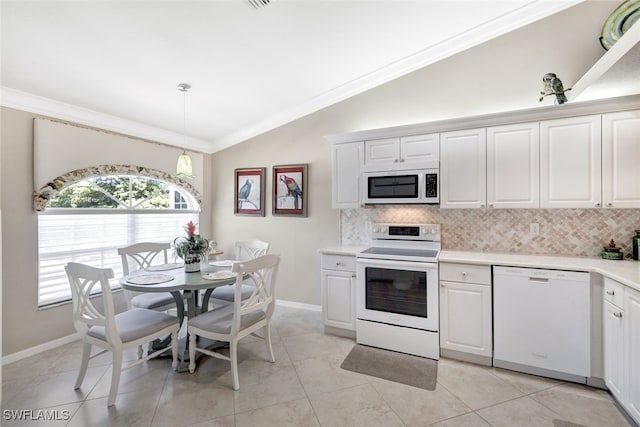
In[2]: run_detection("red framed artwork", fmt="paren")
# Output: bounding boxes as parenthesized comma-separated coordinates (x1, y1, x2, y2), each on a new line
(234, 167, 265, 216)
(272, 164, 307, 217)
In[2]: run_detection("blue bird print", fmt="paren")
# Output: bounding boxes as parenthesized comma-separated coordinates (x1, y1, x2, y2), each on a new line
(280, 175, 302, 209)
(238, 178, 252, 208)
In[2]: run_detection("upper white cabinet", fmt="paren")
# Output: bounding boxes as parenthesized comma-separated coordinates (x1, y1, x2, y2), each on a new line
(540, 115, 602, 208)
(440, 128, 486, 209)
(487, 122, 540, 209)
(363, 133, 439, 172)
(602, 110, 640, 208)
(331, 141, 363, 208)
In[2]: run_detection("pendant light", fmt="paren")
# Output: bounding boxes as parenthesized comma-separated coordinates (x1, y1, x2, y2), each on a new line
(176, 82, 195, 179)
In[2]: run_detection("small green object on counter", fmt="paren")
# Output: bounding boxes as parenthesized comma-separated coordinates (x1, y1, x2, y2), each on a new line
(601, 239, 623, 260)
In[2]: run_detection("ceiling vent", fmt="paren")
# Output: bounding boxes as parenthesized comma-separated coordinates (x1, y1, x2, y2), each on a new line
(248, 0, 271, 9)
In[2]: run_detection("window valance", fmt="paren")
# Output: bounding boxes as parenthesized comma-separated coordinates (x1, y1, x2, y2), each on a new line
(33, 118, 204, 211)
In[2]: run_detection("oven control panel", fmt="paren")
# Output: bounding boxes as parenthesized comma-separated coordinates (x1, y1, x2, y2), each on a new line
(371, 223, 440, 241)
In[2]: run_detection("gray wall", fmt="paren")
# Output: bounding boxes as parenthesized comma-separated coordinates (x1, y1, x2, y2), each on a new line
(0, 1, 620, 356)
(210, 1, 615, 305)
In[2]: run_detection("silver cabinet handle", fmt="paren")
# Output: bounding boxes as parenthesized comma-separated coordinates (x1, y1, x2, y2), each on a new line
(606, 290, 615, 296)
(480, 204, 485, 208)
(400, 159, 405, 162)
(335, 262, 343, 266)
(614, 312, 623, 318)
(394, 159, 398, 163)
(489, 204, 494, 208)
(607, 202, 613, 207)
(595, 202, 601, 207)
(461, 272, 467, 277)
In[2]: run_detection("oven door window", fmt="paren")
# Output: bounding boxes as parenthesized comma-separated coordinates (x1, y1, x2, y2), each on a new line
(367, 175, 418, 199)
(364, 267, 427, 317)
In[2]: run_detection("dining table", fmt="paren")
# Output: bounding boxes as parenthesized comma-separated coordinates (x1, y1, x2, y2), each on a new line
(119, 260, 239, 371)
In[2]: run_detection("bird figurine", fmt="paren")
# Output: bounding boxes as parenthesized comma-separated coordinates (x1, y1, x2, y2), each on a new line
(237, 178, 252, 207)
(280, 175, 302, 209)
(539, 73, 571, 104)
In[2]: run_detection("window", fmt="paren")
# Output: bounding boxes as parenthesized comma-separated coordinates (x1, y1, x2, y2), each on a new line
(38, 175, 199, 307)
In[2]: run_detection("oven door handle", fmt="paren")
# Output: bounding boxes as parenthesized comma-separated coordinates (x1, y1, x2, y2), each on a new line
(356, 257, 438, 270)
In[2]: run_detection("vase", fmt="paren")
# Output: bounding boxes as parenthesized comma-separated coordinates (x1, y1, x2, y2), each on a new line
(184, 253, 201, 273)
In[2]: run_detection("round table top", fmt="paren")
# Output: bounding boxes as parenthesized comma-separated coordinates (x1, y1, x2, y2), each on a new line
(119, 264, 237, 293)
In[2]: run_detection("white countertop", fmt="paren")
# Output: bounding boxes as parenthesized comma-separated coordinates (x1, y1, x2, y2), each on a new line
(440, 250, 640, 292)
(319, 246, 640, 292)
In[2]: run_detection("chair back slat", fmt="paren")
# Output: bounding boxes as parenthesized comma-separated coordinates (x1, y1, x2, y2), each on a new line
(118, 242, 170, 275)
(65, 262, 116, 336)
(235, 240, 270, 261)
(231, 254, 280, 330)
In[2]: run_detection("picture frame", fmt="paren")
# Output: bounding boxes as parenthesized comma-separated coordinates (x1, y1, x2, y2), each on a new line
(272, 163, 308, 217)
(234, 167, 266, 216)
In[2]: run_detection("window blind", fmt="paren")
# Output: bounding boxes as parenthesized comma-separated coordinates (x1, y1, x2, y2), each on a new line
(38, 211, 198, 307)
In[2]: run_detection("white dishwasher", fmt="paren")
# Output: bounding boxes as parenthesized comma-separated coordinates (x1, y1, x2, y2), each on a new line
(493, 266, 590, 383)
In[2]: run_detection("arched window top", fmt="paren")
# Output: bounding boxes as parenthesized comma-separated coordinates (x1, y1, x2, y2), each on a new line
(33, 165, 202, 212)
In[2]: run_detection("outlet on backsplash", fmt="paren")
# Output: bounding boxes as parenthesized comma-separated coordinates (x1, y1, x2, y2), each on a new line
(340, 206, 640, 258)
(530, 223, 540, 236)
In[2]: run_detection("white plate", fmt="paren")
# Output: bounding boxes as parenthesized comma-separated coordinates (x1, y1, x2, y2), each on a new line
(203, 271, 237, 280)
(209, 260, 236, 267)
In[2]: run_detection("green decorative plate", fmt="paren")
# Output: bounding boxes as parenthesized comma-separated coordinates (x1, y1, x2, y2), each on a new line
(600, 0, 640, 50)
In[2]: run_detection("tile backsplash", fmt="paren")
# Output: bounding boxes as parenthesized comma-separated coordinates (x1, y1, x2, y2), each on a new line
(341, 206, 640, 259)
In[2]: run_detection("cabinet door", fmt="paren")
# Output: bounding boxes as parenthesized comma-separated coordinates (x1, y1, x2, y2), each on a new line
(321, 269, 356, 331)
(602, 110, 640, 208)
(487, 123, 540, 208)
(440, 281, 492, 357)
(363, 138, 400, 171)
(603, 300, 625, 402)
(540, 115, 602, 208)
(626, 287, 640, 423)
(400, 133, 439, 167)
(331, 142, 363, 208)
(440, 128, 487, 209)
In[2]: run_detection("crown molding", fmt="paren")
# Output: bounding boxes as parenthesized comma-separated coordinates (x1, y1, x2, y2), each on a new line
(0, 86, 213, 153)
(210, 0, 582, 151)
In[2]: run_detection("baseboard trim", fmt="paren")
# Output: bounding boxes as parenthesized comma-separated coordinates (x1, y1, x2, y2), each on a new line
(440, 348, 493, 367)
(2, 332, 79, 365)
(276, 299, 321, 312)
(3, 300, 318, 365)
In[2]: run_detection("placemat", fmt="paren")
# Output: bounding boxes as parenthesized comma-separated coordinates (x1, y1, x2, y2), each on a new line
(145, 263, 183, 271)
(203, 271, 237, 280)
(209, 260, 236, 267)
(126, 273, 174, 285)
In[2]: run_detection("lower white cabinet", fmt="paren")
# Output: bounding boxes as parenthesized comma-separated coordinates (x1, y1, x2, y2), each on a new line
(439, 263, 492, 363)
(603, 277, 640, 425)
(320, 253, 356, 333)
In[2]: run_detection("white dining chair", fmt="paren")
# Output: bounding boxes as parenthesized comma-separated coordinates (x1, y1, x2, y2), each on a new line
(187, 254, 280, 390)
(65, 262, 179, 407)
(210, 240, 270, 303)
(118, 242, 176, 312)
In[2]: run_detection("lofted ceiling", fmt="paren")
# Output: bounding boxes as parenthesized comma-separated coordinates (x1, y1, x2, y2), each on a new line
(1, 1, 584, 153)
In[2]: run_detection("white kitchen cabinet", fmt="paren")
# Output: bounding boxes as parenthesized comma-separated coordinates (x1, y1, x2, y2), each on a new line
(540, 115, 602, 208)
(439, 263, 492, 364)
(440, 128, 486, 209)
(363, 133, 439, 172)
(487, 122, 540, 208)
(331, 141, 363, 208)
(625, 286, 640, 423)
(603, 278, 625, 402)
(602, 110, 640, 208)
(320, 253, 357, 334)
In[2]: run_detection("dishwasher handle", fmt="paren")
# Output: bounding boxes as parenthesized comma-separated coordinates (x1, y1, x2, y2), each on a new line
(528, 277, 549, 283)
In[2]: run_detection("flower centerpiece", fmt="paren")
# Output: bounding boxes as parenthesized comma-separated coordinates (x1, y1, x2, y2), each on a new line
(173, 221, 210, 272)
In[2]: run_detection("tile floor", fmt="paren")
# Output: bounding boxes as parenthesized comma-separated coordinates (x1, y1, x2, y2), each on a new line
(1, 305, 634, 427)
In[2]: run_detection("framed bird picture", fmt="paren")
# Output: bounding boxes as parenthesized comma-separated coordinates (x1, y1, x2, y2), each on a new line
(272, 163, 308, 217)
(234, 167, 265, 216)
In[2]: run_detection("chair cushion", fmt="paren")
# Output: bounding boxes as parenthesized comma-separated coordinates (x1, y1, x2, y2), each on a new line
(88, 309, 179, 343)
(188, 304, 266, 335)
(211, 284, 255, 302)
(131, 292, 176, 310)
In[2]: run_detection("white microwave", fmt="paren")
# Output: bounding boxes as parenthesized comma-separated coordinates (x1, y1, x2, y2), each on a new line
(363, 168, 439, 205)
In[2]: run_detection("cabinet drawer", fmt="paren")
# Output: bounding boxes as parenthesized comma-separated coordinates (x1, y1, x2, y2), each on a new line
(604, 277, 625, 308)
(440, 262, 491, 285)
(321, 254, 356, 272)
